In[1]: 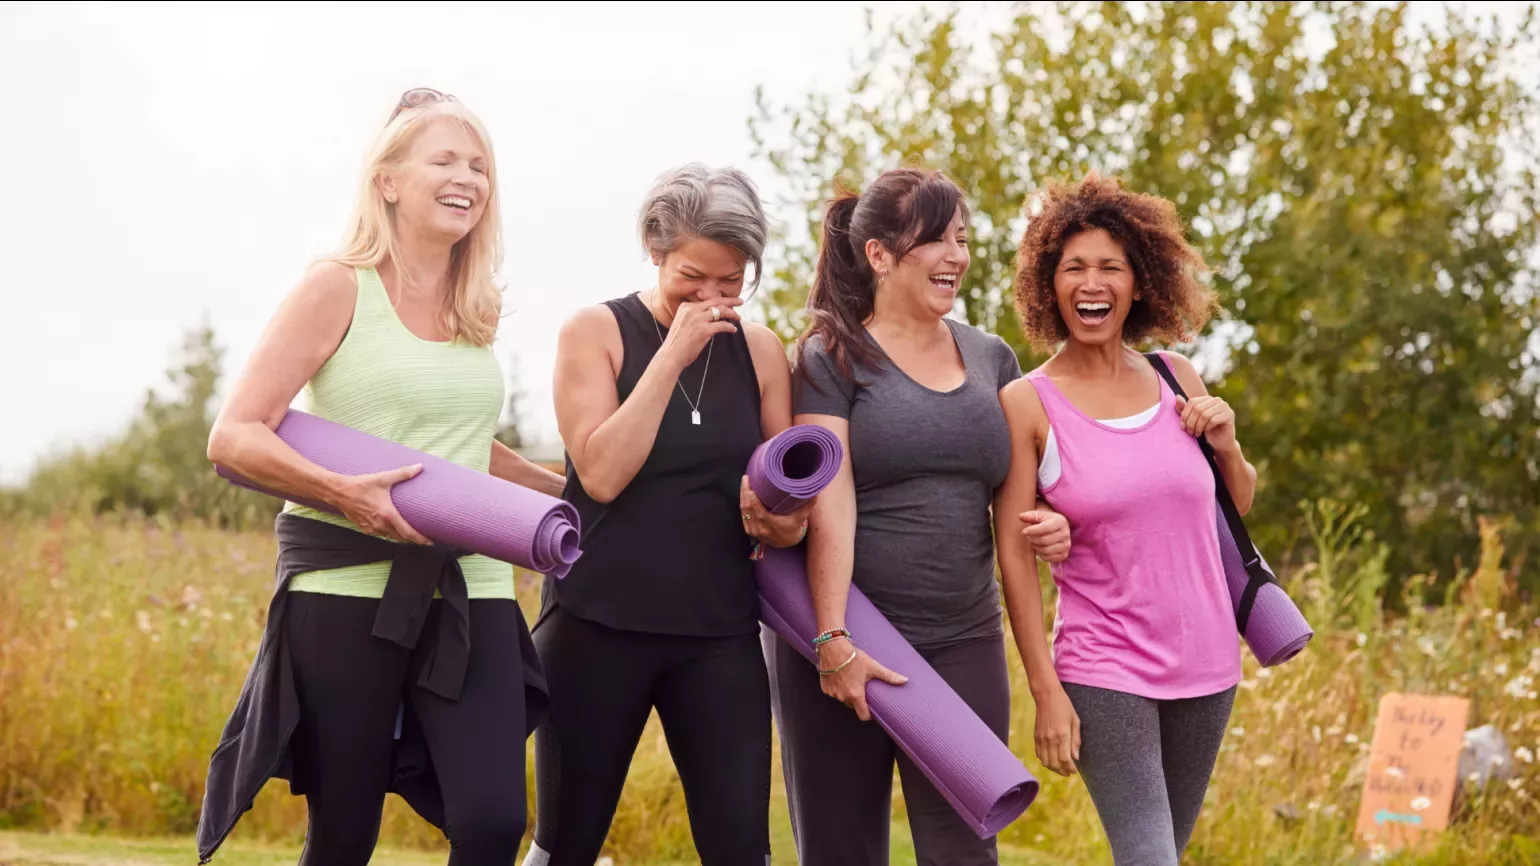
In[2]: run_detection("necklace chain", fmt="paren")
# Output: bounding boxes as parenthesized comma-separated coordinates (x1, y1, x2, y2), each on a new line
(647, 290, 711, 425)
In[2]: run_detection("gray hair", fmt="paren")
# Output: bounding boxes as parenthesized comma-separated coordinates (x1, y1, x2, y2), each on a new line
(638, 164, 767, 288)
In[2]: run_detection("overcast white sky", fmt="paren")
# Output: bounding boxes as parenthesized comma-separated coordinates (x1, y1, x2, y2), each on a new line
(0, 1, 1525, 483)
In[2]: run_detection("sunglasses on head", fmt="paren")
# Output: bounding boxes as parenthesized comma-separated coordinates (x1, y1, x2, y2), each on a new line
(388, 87, 458, 123)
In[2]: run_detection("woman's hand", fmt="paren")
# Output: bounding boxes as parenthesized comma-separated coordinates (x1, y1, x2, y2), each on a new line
(1176, 393, 1237, 453)
(816, 640, 908, 721)
(1033, 684, 1082, 776)
(740, 476, 814, 548)
(655, 296, 743, 370)
(1019, 507, 1071, 563)
(333, 465, 431, 545)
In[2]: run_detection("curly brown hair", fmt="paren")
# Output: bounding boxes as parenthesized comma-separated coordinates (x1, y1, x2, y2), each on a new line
(1013, 171, 1217, 351)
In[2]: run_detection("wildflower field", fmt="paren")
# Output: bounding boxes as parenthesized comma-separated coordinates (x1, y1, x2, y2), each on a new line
(1, 504, 1536, 865)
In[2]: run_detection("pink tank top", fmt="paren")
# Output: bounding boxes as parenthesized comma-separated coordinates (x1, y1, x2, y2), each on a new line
(1026, 354, 1242, 700)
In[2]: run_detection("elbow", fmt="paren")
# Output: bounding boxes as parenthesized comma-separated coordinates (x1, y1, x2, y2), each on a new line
(207, 420, 237, 466)
(579, 474, 619, 505)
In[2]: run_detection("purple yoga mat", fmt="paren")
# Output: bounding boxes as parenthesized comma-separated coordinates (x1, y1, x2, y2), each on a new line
(215, 410, 582, 578)
(746, 422, 842, 513)
(1215, 511, 1313, 666)
(748, 425, 1040, 839)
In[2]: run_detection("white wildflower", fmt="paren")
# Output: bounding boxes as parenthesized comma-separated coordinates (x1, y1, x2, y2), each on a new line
(135, 610, 152, 634)
(1508, 779, 1524, 792)
(1411, 796, 1432, 810)
(1357, 632, 1368, 647)
(64, 617, 78, 631)
(1418, 636, 1437, 656)
(1346, 733, 1360, 744)
(1496, 662, 1510, 677)
(1231, 727, 1246, 737)
(1257, 667, 1272, 679)
(1514, 747, 1533, 764)
(1313, 726, 1323, 743)
(220, 611, 233, 622)
(1255, 754, 1278, 768)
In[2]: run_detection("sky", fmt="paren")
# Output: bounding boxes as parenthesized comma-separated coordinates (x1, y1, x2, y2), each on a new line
(0, 1, 1528, 482)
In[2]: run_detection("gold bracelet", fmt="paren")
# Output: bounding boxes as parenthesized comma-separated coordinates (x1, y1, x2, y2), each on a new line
(817, 646, 859, 676)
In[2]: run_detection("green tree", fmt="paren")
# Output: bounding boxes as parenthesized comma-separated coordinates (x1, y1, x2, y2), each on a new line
(11, 318, 278, 528)
(750, 1, 1540, 585)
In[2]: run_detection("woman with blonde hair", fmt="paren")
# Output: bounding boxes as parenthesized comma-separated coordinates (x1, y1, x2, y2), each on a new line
(197, 88, 563, 866)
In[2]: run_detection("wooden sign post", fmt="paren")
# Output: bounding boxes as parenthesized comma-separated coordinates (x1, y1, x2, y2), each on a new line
(1354, 693, 1470, 853)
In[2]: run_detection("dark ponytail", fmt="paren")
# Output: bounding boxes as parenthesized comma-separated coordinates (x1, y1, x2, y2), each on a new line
(797, 168, 969, 386)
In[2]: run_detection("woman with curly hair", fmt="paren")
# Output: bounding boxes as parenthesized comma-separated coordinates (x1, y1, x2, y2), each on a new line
(995, 172, 1257, 865)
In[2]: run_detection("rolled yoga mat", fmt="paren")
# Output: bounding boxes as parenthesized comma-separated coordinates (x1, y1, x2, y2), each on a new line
(748, 425, 1040, 839)
(215, 410, 582, 578)
(1215, 512, 1313, 667)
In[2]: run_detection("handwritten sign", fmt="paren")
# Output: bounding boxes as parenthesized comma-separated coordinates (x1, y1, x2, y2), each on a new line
(1354, 693, 1469, 852)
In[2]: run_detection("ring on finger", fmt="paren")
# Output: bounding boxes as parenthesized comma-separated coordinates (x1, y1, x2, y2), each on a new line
(710, 306, 721, 322)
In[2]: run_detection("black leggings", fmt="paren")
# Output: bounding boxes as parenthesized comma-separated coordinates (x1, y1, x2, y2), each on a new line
(767, 631, 1013, 866)
(286, 592, 529, 866)
(527, 605, 771, 866)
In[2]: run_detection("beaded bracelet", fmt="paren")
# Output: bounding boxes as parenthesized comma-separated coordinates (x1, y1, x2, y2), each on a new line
(812, 627, 852, 648)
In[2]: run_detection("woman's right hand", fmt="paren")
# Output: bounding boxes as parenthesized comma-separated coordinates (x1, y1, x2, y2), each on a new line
(333, 464, 431, 545)
(657, 296, 743, 368)
(1033, 684, 1081, 776)
(816, 641, 908, 721)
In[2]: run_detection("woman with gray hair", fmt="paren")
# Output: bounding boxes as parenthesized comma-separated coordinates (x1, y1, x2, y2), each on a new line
(525, 164, 810, 865)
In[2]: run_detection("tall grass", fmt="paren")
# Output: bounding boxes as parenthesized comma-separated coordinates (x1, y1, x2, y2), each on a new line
(1, 506, 1536, 864)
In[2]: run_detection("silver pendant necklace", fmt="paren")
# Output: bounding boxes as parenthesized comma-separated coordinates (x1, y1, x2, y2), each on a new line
(647, 290, 711, 426)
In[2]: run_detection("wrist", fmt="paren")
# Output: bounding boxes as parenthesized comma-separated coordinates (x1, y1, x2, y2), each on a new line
(1211, 438, 1243, 459)
(319, 470, 355, 509)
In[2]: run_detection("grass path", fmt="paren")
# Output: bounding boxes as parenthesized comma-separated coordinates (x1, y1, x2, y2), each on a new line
(0, 828, 1063, 866)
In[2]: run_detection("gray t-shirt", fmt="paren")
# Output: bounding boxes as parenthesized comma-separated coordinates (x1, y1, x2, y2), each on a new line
(794, 319, 1022, 648)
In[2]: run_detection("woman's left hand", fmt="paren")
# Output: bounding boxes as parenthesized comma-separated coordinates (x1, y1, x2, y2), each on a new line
(740, 475, 814, 548)
(1176, 394, 1237, 452)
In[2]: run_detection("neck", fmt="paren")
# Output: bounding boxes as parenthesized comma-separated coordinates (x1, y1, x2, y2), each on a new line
(1055, 337, 1134, 377)
(867, 283, 947, 345)
(646, 286, 686, 327)
(387, 230, 456, 302)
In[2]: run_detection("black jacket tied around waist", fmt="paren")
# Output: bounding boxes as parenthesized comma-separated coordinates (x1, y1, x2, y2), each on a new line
(195, 512, 548, 863)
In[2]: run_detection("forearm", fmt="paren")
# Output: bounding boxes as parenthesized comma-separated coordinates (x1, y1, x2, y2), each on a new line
(490, 441, 565, 498)
(807, 495, 856, 637)
(208, 419, 350, 509)
(575, 353, 685, 502)
(1212, 440, 1258, 516)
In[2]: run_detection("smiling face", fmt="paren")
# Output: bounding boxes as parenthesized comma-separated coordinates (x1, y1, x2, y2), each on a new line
(1054, 227, 1138, 346)
(379, 116, 490, 246)
(873, 205, 970, 319)
(654, 236, 748, 310)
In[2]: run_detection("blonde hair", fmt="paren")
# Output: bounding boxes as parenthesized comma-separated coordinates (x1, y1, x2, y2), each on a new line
(328, 99, 504, 347)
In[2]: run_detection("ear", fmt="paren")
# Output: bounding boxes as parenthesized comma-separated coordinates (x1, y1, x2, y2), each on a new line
(864, 238, 891, 278)
(650, 248, 665, 267)
(377, 172, 399, 205)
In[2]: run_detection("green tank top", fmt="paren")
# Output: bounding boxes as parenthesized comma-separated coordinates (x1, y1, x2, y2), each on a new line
(285, 267, 514, 600)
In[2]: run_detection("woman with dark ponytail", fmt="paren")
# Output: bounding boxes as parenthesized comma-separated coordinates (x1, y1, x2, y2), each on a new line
(766, 168, 1071, 866)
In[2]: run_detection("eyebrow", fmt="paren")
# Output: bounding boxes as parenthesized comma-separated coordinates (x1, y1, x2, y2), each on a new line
(430, 149, 485, 162)
(681, 266, 744, 278)
(1061, 256, 1125, 265)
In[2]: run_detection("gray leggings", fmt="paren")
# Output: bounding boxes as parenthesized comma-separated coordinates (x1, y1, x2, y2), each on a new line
(766, 629, 1012, 866)
(1061, 682, 1236, 866)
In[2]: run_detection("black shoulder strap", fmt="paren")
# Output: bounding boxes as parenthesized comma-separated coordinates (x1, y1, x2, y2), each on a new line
(1143, 352, 1276, 633)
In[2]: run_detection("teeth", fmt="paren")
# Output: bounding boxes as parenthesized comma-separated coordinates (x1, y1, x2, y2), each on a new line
(1077, 302, 1111, 312)
(437, 196, 472, 209)
(931, 274, 957, 285)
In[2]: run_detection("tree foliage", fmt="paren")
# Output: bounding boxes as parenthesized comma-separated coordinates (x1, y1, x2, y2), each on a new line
(750, 0, 1540, 585)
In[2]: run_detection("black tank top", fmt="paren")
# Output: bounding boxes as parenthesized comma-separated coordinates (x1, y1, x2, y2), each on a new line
(538, 292, 764, 637)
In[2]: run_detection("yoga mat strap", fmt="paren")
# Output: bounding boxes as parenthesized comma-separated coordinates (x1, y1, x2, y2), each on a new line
(1144, 353, 1279, 634)
(276, 513, 476, 701)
